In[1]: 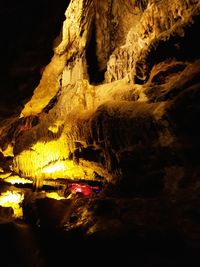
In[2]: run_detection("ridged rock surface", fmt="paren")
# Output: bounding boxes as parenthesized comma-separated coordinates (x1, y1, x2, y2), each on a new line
(0, 0, 200, 264)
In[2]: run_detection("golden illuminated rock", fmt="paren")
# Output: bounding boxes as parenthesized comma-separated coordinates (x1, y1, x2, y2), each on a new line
(0, 0, 200, 199)
(0, 1, 200, 262)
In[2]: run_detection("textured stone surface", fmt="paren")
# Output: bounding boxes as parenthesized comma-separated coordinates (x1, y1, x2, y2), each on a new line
(0, 0, 200, 264)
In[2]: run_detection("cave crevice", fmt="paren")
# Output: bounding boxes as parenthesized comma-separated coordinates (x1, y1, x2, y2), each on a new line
(85, 21, 106, 85)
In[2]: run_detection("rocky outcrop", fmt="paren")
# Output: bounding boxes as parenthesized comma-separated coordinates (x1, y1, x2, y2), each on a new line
(105, 0, 200, 83)
(1, 0, 200, 258)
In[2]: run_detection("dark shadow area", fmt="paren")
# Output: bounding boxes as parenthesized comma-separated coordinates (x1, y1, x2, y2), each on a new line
(0, 222, 200, 267)
(86, 21, 105, 85)
(0, 0, 70, 115)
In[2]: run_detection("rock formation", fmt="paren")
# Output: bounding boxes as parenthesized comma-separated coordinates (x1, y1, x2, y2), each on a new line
(0, 0, 200, 265)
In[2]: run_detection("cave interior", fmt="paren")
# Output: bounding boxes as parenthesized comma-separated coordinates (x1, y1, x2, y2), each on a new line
(0, 0, 200, 266)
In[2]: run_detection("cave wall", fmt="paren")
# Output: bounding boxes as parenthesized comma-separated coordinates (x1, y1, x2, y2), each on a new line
(1, 0, 198, 182)
(1, 0, 200, 251)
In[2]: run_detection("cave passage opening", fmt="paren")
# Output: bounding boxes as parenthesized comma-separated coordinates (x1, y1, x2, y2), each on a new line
(86, 21, 106, 85)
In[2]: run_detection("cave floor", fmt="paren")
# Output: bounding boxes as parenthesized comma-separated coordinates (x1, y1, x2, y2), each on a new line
(0, 182, 200, 267)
